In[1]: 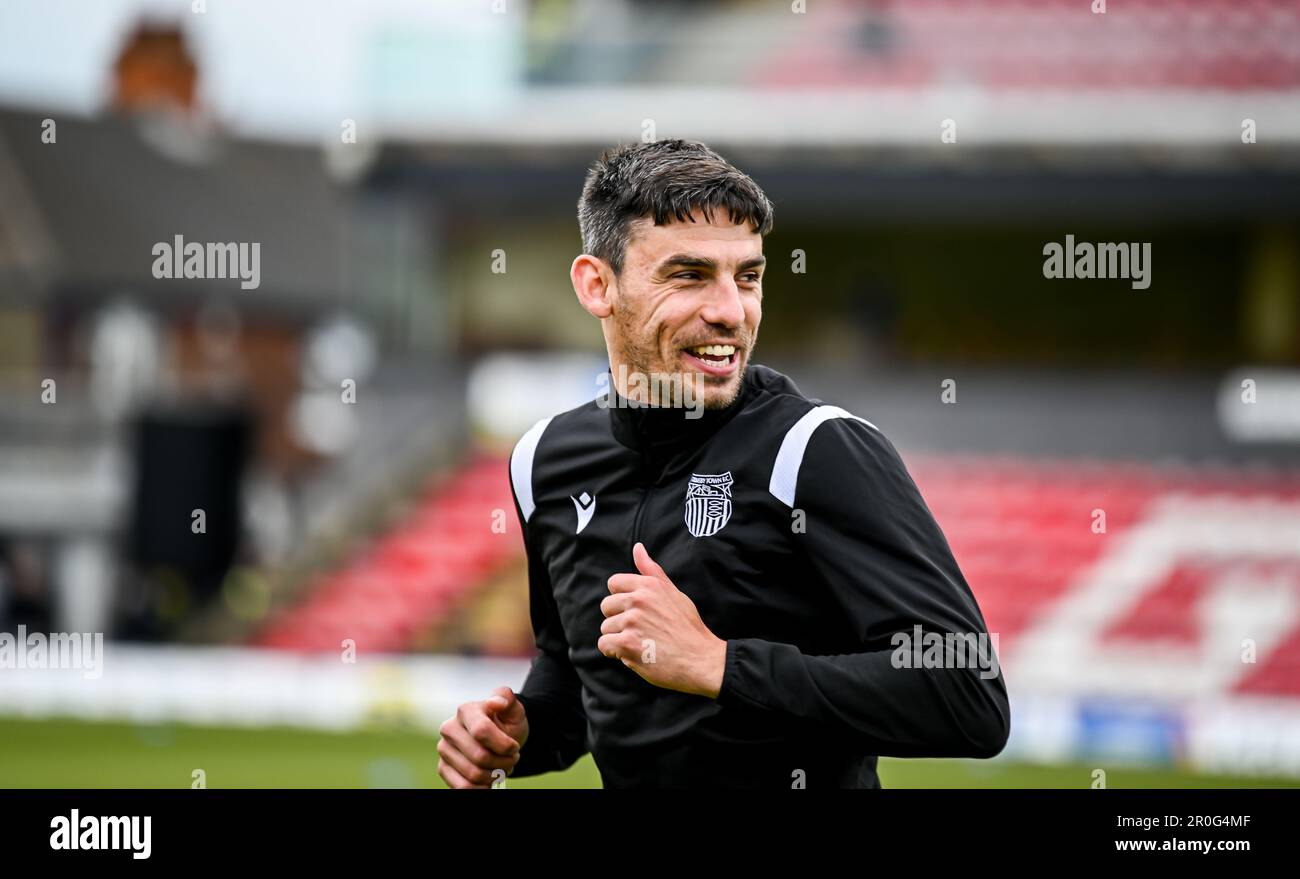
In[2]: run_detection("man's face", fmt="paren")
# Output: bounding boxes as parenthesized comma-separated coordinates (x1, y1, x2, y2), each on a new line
(606, 208, 764, 410)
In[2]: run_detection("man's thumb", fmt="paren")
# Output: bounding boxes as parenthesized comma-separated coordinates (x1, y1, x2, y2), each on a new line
(633, 541, 668, 581)
(485, 686, 517, 717)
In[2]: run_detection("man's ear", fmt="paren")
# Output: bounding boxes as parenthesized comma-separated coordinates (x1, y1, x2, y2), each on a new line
(572, 254, 615, 319)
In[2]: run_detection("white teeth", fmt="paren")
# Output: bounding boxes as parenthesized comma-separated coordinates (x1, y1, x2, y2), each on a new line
(688, 344, 735, 357)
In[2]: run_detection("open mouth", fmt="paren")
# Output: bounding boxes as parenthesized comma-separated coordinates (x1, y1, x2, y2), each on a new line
(680, 344, 740, 377)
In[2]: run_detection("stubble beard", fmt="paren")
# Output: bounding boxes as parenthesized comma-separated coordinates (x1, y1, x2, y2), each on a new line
(611, 305, 748, 412)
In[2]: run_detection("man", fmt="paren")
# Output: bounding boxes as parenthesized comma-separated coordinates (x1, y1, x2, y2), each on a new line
(437, 139, 1009, 789)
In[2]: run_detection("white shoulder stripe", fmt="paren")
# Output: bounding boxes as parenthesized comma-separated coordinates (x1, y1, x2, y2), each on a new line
(768, 405, 878, 508)
(510, 416, 553, 522)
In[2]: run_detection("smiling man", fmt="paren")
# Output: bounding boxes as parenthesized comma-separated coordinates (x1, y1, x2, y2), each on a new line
(437, 139, 1010, 789)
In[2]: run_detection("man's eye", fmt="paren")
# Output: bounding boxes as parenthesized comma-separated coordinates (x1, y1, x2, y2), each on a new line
(673, 272, 702, 281)
(740, 273, 761, 283)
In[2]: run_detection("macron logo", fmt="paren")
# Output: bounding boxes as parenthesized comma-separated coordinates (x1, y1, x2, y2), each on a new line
(571, 492, 596, 534)
(50, 810, 151, 860)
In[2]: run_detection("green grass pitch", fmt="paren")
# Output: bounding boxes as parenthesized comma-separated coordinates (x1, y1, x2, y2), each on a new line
(1, 717, 1295, 789)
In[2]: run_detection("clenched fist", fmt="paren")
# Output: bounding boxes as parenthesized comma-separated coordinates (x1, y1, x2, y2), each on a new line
(598, 542, 728, 698)
(437, 686, 528, 789)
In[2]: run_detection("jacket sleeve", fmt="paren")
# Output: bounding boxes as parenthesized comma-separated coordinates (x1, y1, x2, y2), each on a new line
(507, 460, 590, 778)
(714, 414, 1010, 759)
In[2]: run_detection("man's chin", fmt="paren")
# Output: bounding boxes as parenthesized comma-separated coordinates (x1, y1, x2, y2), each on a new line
(689, 367, 745, 410)
(617, 359, 746, 409)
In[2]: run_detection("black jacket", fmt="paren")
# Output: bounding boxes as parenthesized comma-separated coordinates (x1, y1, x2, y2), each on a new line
(506, 363, 1010, 788)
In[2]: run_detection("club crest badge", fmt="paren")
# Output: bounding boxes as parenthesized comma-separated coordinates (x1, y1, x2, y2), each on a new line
(684, 472, 734, 538)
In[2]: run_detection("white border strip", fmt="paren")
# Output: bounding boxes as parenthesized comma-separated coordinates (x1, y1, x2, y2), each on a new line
(769, 405, 877, 507)
(509, 416, 551, 522)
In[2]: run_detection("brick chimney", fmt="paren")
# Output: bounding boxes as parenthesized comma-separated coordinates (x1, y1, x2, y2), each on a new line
(111, 23, 198, 113)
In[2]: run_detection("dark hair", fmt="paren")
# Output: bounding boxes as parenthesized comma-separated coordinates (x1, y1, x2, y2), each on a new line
(577, 139, 774, 274)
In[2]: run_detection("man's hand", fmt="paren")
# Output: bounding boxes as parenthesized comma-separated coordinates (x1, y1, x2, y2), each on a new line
(598, 542, 728, 698)
(437, 686, 528, 789)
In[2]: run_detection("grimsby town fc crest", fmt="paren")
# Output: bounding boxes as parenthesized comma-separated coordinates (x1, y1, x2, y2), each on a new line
(684, 472, 734, 538)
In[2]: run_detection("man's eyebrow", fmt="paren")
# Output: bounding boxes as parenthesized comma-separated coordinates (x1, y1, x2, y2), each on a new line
(658, 254, 716, 272)
(656, 254, 767, 272)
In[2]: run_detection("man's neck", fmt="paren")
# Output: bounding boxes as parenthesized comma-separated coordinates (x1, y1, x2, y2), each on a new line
(604, 363, 751, 463)
(608, 361, 704, 410)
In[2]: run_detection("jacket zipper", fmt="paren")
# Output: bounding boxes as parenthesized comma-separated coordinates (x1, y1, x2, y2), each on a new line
(630, 450, 654, 551)
(631, 484, 651, 550)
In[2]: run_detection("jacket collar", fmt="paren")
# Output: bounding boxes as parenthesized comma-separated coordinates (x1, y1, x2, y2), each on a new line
(606, 365, 751, 473)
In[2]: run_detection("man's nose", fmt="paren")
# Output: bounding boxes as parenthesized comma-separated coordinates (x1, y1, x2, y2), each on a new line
(699, 277, 745, 328)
